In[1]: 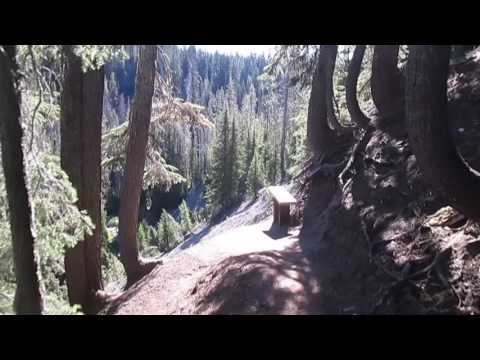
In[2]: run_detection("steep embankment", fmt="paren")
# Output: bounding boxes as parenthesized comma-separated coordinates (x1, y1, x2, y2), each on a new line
(296, 49, 480, 315)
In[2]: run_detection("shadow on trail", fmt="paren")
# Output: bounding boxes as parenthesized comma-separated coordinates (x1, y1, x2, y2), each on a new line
(192, 244, 325, 315)
(262, 223, 291, 240)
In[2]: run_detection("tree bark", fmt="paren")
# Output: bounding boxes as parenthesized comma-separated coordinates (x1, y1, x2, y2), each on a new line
(280, 76, 289, 181)
(0, 45, 44, 314)
(307, 45, 341, 157)
(371, 45, 403, 119)
(60, 45, 104, 313)
(118, 45, 159, 286)
(406, 45, 480, 220)
(307, 45, 351, 157)
(346, 45, 371, 129)
(82, 63, 105, 312)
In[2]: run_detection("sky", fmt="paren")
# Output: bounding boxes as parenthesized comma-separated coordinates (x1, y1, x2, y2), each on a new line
(182, 45, 277, 57)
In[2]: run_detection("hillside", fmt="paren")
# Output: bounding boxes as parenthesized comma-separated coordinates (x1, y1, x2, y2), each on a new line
(296, 48, 480, 314)
(2, 45, 480, 316)
(107, 47, 480, 315)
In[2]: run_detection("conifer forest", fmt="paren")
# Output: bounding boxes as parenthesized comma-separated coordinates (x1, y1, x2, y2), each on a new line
(1, 44, 480, 315)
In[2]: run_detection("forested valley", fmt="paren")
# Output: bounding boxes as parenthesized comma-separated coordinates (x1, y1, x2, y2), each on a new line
(1, 44, 480, 315)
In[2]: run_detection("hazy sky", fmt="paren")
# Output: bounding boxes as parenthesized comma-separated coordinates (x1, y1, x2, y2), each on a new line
(182, 45, 277, 56)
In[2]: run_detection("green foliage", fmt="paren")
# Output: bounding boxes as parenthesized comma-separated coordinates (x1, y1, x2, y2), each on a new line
(332, 46, 354, 126)
(107, 216, 119, 228)
(73, 45, 128, 72)
(264, 45, 319, 88)
(205, 111, 231, 212)
(357, 46, 374, 112)
(137, 221, 148, 251)
(28, 154, 95, 298)
(288, 109, 309, 177)
(157, 210, 183, 253)
(129, 220, 161, 259)
(43, 289, 83, 315)
(0, 152, 95, 313)
(179, 200, 194, 235)
(246, 143, 266, 199)
(0, 285, 14, 315)
(102, 88, 214, 192)
(100, 215, 125, 287)
(30, 154, 94, 249)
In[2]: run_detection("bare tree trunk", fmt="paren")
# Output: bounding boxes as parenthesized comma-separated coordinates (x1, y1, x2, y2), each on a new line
(406, 45, 480, 220)
(371, 45, 403, 119)
(0, 45, 43, 314)
(280, 76, 289, 181)
(346, 45, 371, 129)
(60, 45, 104, 313)
(307, 46, 341, 157)
(118, 45, 159, 286)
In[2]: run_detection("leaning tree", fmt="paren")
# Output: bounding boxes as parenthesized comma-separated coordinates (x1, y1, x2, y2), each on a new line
(405, 45, 480, 220)
(118, 45, 160, 286)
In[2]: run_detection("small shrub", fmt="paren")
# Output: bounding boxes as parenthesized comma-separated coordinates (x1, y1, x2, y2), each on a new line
(157, 210, 183, 253)
(179, 200, 194, 235)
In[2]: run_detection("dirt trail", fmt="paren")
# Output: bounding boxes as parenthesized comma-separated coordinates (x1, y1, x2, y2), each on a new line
(108, 214, 304, 315)
(174, 218, 299, 262)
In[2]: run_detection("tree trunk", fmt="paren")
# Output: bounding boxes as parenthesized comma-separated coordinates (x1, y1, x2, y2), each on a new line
(325, 45, 345, 133)
(0, 45, 44, 314)
(405, 45, 480, 220)
(307, 46, 341, 157)
(371, 45, 403, 119)
(346, 45, 371, 129)
(118, 45, 159, 286)
(280, 76, 289, 181)
(60, 45, 104, 313)
(82, 63, 105, 312)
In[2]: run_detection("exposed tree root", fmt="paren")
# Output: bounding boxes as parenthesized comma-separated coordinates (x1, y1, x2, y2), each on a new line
(126, 258, 163, 288)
